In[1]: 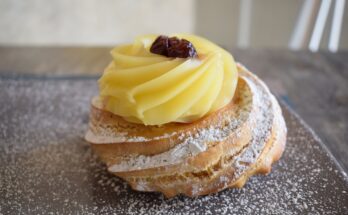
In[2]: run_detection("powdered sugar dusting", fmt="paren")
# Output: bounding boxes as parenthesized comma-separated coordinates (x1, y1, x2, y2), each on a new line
(108, 118, 239, 171)
(1, 77, 348, 214)
(107, 92, 247, 172)
(107, 68, 272, 173)
(85, 129, 148, 143)
(87, 120, 180, 143)
(231, 69, 277, 177)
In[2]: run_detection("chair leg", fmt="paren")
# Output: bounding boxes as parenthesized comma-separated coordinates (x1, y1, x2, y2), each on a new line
(329, 0, 346, 52)
(309, 0, 332, 52)
(289, 0, 319, 50)
(237, 0, 253, 48)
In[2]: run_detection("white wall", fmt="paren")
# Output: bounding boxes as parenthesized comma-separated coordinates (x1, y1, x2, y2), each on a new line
(0, 0, 195, 45)
(0, 0, 347, 50)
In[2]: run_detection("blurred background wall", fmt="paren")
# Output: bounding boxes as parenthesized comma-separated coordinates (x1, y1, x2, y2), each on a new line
(0, 0, 347, 50)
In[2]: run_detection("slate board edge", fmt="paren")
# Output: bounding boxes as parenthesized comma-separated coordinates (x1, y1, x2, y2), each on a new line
(280, 99, 348, 182)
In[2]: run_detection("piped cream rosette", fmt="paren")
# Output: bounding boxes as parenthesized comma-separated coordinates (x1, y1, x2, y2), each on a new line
(98, 34, 238, 125)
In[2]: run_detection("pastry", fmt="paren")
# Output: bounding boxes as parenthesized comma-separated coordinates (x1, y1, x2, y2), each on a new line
(85, 34, 287, 197)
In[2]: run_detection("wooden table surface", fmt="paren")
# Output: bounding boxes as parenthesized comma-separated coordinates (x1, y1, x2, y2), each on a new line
(1, 46, 347, 173)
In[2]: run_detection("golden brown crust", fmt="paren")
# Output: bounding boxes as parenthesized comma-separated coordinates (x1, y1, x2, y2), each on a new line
(89, 78, 252, 165)
(85, 64, 287, 198)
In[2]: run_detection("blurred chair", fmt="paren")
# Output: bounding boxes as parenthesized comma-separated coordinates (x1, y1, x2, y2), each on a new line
(238, 0, 346, 52)
(289, 0, 346, 52)
(237, 0, 252, 48)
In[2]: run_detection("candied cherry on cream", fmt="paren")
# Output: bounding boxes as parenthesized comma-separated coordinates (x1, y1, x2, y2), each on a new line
(150, 35, 197, 58)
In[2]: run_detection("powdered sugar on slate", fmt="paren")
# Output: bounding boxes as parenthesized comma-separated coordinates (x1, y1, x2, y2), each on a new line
(1, 78, 348, 214)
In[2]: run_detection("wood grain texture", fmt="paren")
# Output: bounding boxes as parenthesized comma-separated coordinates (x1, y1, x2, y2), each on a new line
(0, 46, 347, 172)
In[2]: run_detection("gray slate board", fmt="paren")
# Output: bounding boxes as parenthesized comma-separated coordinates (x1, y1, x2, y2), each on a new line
(0, 77, 347, 214)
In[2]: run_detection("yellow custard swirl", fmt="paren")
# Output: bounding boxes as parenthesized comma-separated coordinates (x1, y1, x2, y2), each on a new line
(98, 34, 238, 125)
